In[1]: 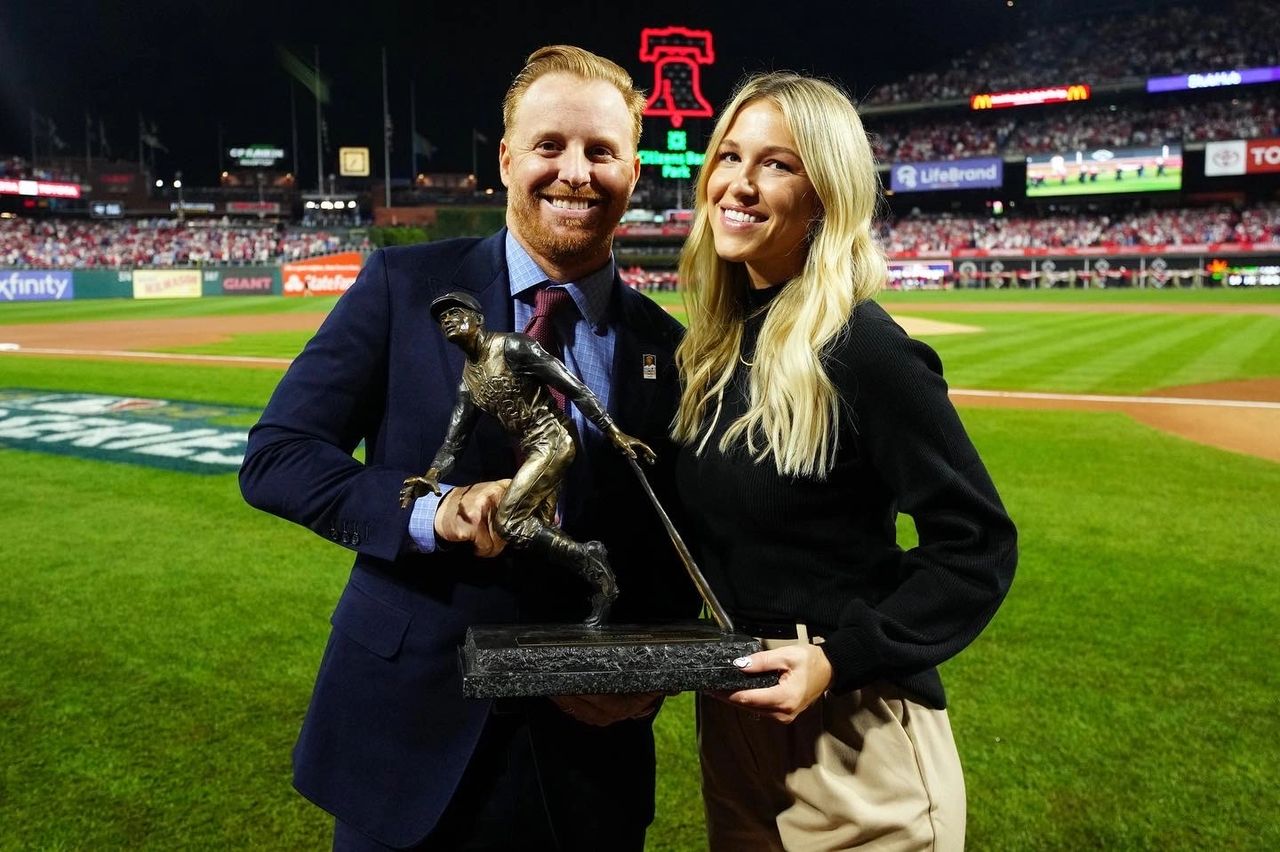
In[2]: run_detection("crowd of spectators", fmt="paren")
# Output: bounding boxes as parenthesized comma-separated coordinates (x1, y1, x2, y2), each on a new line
(0, 157, 81, 184)
(869, 93, 1280, 161)
(866, 0, 1280, 105)
(619, 266, 679, 291)
(0, 219, 367, 268)
(877, 204, 1280, 253)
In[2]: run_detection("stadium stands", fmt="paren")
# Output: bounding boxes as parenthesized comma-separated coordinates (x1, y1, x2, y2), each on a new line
(0, 219, 368, 269)
(864, 0, 1280, 106)
(869, 94, 1280, 161)
(877, 203, 1280, 253)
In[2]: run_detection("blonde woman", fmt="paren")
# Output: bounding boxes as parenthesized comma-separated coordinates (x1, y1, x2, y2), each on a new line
(673, 72, 1018, 851)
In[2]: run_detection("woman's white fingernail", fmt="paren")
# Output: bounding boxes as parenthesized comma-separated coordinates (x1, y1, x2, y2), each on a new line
(732, 657, 750, 668)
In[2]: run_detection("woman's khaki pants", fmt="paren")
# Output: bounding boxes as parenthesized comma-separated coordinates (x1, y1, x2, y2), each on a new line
(698, 635, 966, 851)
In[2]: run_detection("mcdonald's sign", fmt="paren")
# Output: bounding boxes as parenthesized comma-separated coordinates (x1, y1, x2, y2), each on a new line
(970, 84, 1092, 110)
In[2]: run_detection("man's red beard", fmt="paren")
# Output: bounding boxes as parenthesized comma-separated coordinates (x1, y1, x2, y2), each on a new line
(507, 187, 629, 268)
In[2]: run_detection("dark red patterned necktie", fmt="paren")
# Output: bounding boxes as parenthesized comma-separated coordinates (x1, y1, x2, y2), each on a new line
(523, 285, 575, 409)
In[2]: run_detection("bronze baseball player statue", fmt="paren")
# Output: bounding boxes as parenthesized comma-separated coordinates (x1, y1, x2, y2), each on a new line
(399, 291, 656, 628)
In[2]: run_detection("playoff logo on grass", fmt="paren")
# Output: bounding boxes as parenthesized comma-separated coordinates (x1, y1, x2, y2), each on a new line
(0, 390, 251, 473)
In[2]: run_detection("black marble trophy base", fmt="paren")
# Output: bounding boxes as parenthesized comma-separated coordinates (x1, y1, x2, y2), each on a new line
(460, 621, 781, 698)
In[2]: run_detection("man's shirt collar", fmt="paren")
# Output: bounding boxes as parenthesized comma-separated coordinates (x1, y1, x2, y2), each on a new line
(506, 231, 614, 328)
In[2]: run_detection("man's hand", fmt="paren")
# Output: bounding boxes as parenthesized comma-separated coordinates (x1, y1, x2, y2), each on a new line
(714, 644, 834, 724)
(433, 479, 511, 558)
(552, 692, 665, 726)
(399, 467, 442, 509)
(605, 425, 656, 465)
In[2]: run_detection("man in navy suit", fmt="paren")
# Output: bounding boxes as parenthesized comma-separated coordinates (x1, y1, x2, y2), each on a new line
(240, 45, 695, 850)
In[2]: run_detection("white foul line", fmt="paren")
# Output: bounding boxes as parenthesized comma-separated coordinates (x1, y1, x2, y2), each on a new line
(950, 388, 1280, 410)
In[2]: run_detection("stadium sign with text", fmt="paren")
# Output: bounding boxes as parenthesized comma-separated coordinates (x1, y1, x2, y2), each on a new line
(0, 178, 81, 199)
(891, 157, 1003, 192)
(228, 145, 286, 168)
(637, 27, 714, 180)
(0, 391, 249, 474)
(1147, 65, 1280, 93)
(133, 270, 202, 300)
(0, 271, 73, 302)
(282, 252, 363, 296)
(971, 84, 1090, 110)
(638, 129, 706, 180)
(1204, 138, 1280, 176)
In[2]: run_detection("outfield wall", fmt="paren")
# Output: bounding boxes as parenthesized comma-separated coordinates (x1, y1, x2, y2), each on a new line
(0, 253, 367, 303)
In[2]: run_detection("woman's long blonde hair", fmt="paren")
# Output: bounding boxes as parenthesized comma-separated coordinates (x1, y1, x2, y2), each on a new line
(672, 72, 887, 478)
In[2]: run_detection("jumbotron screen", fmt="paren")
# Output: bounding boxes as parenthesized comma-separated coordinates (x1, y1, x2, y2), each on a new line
(1026, 144, 1182, 197)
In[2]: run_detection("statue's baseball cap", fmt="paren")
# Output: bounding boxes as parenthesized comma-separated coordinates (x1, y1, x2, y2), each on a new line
(430, 291, 484, 322)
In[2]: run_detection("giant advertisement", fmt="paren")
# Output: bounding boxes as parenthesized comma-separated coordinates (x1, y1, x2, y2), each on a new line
(200, 266, 280, 296)
(132, 269, 202, 300)
(282, 252, 364, 296)
(1204, 138, 1280, 176)
(1026, 145, 1182, 197)
(0, 270, 74, 302)
(890, 157, 1003, 193)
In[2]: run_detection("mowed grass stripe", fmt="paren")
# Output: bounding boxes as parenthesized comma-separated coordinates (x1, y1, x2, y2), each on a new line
(1156, 314, 1280, 389)
(920, 312, 1151, 390)
(915, 311, 1280, 393)
(1042, 313, 1239, 392)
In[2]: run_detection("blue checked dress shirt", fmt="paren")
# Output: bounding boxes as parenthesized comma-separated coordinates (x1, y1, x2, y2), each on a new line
(407, 232, 618, 552)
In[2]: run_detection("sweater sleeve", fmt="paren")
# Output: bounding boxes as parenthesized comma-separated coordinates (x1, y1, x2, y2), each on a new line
(818, 306, 1018, 694)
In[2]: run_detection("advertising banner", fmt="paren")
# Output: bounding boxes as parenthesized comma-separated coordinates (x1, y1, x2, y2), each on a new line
(0, 270, 74, 301)
(225, 201, 282, 215)
(132, 269, 202, 300)
(201, 266, 279, 296)
(1147, 65, 1280, 93)
(1204, 138, 1280, 176)
(970, 84, 1090, 110)
(0, 178, 81, 199)
(282, 252, 364, 296)
(890, 157, 1003, 192)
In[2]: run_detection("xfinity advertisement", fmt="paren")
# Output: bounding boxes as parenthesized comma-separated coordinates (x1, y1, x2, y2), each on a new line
(890, 157, 1003, 193)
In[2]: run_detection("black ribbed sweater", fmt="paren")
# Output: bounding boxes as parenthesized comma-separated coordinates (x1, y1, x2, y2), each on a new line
(675, 286, 1017, 708)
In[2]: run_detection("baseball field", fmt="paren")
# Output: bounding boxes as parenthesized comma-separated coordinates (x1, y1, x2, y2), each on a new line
(1, 284, 1277, 850)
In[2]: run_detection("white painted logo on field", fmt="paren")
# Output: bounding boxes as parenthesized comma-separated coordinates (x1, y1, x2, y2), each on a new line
(0, 390, 251, 473)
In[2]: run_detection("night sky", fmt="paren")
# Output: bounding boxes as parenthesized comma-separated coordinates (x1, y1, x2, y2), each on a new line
(1, 0, 1147, 188)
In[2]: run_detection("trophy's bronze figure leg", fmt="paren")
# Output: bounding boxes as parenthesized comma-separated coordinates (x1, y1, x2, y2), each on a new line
(494, 430, 619, 628)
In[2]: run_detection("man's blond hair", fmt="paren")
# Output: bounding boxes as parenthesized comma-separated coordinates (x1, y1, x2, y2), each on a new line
(502, 45, 646, 148)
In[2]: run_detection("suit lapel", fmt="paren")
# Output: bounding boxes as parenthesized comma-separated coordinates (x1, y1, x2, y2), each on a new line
(609, 282, 662, 432)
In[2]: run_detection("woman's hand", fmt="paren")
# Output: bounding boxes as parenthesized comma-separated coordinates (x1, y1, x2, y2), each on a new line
(721, 644, 834, 723)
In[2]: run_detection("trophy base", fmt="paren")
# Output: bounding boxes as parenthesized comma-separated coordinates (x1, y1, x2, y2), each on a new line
(460, 620, 780, 698)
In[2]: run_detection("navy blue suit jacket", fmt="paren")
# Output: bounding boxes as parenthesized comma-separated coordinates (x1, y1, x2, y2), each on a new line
(239, 232, 696, 848)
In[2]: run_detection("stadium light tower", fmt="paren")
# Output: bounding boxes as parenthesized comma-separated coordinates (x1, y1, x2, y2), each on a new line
(174, 171, 185, 222)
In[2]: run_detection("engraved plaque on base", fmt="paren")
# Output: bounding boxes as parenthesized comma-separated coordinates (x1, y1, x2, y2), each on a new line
(461, 621, 781, 698)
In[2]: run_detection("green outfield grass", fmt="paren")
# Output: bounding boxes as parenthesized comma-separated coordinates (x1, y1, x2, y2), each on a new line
(1, 288, 1278, 849)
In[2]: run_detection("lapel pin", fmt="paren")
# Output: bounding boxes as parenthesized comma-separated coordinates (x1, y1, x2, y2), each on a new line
(642, 353, 657, 380)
